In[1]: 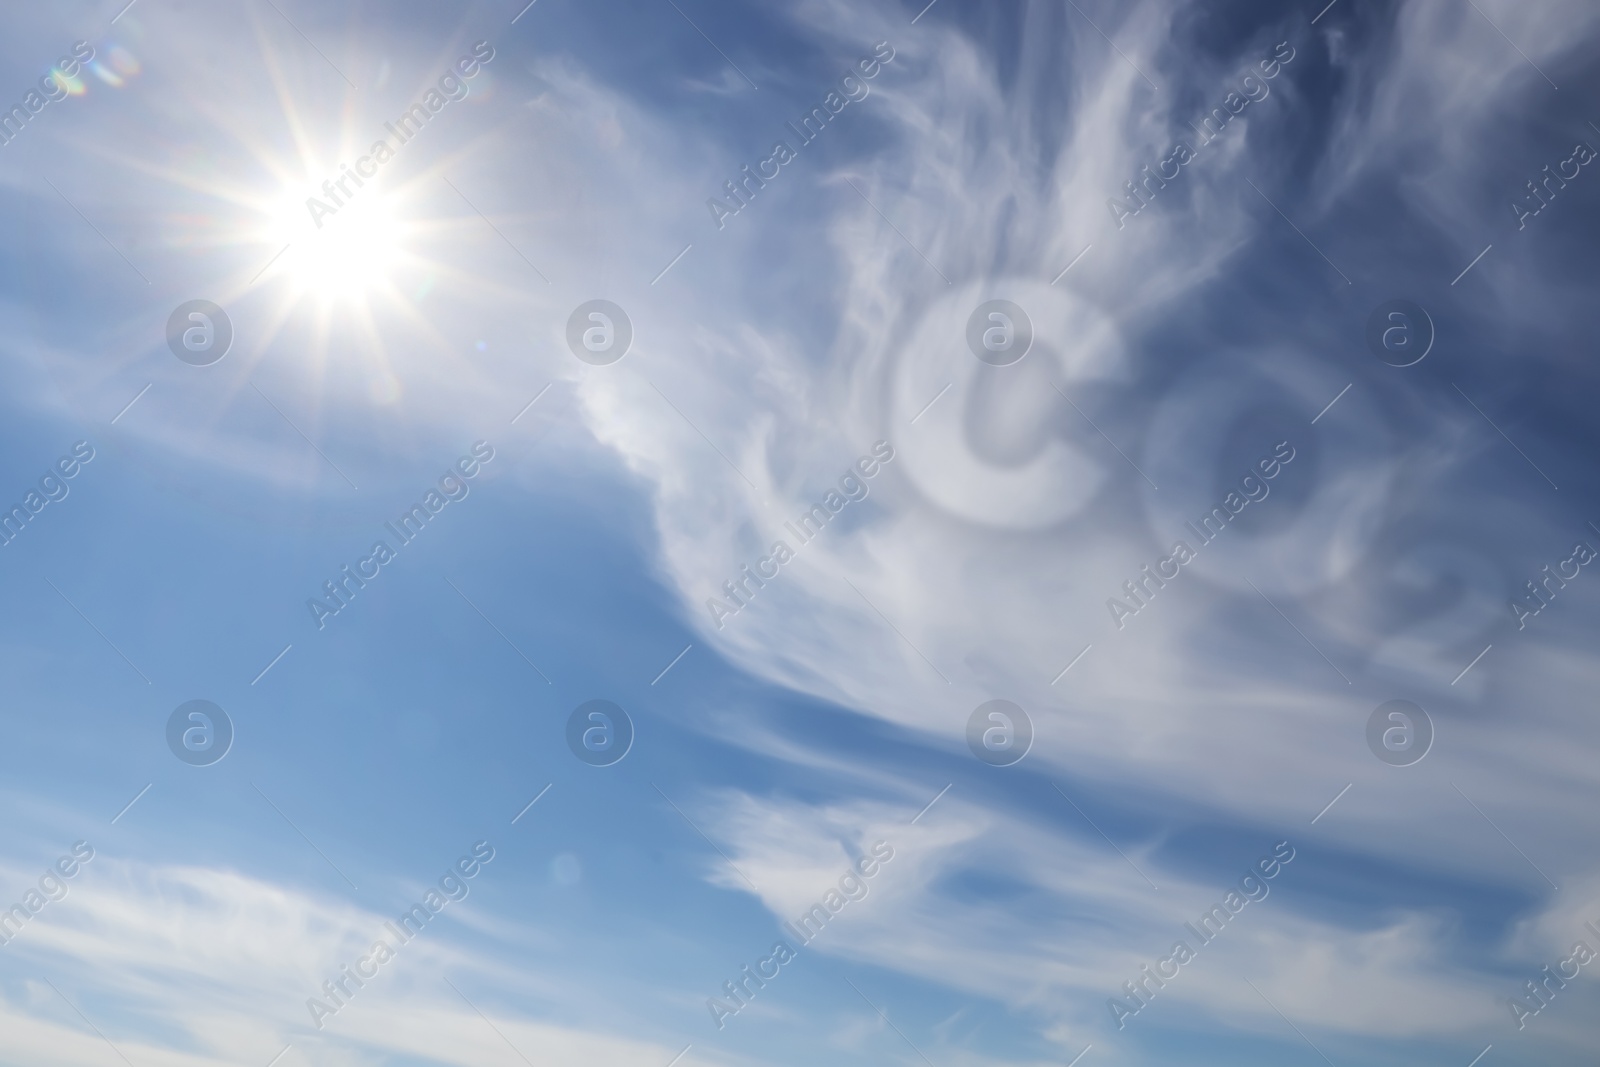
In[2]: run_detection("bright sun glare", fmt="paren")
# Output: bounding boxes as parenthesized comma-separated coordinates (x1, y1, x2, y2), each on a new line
(264, 188, 406, 301)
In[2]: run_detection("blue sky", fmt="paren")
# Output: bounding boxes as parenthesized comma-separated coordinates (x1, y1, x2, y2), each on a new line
(1, 0, 1599, 1065)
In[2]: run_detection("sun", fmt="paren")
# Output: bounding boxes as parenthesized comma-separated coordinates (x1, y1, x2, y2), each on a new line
(61, 19, 532, 403)
(260, 185, 408, 302)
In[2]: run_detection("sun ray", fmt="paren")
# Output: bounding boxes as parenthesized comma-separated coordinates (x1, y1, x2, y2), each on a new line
(53, 3, 550, 445)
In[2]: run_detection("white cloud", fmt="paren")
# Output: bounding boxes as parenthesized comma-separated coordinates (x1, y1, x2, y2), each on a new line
(693, 785, 1519, 1046)
(0, 856, 751, 1067)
